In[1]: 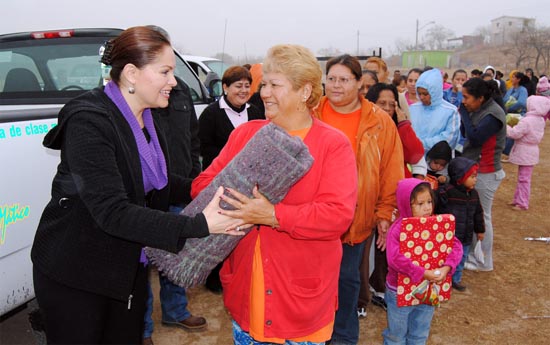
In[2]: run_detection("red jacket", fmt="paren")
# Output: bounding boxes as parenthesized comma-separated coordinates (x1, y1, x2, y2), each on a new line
(397, 119, 424, 177)
(191, 119, 357, 338)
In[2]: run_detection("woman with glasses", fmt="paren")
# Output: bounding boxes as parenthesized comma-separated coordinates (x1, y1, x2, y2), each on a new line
(314, 54, 404, 345)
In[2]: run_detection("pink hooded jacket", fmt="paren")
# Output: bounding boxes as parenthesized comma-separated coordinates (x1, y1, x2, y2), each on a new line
(386, 178, 463, 291)
(507, 96, 550, 166)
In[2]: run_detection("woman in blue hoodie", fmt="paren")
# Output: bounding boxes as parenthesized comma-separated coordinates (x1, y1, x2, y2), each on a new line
(410, 68, 461, 154)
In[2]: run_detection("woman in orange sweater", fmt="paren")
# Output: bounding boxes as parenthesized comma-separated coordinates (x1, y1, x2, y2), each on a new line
(314, 54, 404, 344)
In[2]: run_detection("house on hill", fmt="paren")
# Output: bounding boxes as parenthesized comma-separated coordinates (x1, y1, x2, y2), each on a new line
(491, 16, 535, 45)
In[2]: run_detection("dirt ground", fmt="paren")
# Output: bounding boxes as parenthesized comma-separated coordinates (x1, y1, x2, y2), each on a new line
(150, 122, 550, 345)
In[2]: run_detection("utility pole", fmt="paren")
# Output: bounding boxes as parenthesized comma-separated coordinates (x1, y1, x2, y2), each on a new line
(357, 30, 360, 56)
(415, 19, 435, 51)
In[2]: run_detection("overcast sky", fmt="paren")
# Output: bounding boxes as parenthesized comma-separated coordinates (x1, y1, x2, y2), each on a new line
(3, 0, 550, 61)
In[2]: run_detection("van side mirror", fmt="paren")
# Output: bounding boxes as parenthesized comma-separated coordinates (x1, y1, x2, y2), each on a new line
(209, 79, 223, 99)
(204, 71, 222, 100)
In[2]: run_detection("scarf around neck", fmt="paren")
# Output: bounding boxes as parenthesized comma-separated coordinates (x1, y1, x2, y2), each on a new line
(104, 81, 168, 194)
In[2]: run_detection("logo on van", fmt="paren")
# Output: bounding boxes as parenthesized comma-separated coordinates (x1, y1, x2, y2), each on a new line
(0, 204, 30, 245)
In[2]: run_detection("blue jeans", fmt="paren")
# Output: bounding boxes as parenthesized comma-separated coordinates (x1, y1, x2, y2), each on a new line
(232, 320, 325, 345)
(331, 241, 366, 345)
(143, 206, 191, 338)
(382, 288, 435, 345)
(452, 244, 470, 284)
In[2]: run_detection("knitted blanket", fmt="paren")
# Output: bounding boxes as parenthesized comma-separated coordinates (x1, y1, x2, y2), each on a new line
(145, 122, 314, 288)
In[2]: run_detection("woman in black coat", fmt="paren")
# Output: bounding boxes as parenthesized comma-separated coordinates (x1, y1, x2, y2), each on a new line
(30, 26, 242, 345)
(199, 65, 264, 170)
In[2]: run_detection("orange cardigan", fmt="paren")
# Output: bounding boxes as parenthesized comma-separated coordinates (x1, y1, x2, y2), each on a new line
(314, 96, 404, 244)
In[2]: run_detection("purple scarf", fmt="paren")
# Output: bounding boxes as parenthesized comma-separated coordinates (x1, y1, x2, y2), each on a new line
(104, 81, 168, 193)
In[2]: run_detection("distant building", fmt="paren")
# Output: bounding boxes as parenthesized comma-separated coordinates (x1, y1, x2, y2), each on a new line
(447, 35, 484, 49)
(491, 16, 535, 45)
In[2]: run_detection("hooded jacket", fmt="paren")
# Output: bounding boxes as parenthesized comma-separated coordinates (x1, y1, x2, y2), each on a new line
(507, 96, 550, 166)
(315, 96, 404, 244)
(410, 69, 461, 153)
(426, 140, 452, 180)
(436, 157, 485, 245)
(460, 97, 507, 173)
(386, 178, 463, 290)
(31, 88, 209, 302)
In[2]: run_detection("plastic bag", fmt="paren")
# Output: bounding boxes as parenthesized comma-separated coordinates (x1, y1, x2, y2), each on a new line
(473, 241, 485, 265)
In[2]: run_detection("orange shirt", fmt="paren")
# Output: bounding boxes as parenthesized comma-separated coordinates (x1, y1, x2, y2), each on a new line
(320, 102, 361, 154)
(248, 125, 333, 343)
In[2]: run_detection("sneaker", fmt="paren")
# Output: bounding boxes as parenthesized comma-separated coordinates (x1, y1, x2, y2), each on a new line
(371, 295, 387, 311)
(452, 281, 467, 292)
(357, 307, 367, 318)
(162, 315, 207, 331)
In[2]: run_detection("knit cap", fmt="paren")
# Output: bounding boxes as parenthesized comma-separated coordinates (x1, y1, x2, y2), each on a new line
(537, 76, 550, 96)
(457, 164, 479, 186)
(448, 156, 477, 186)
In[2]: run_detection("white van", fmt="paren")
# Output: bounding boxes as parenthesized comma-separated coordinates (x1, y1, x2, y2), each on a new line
(182, 55, 230, 84)
(0, 28, 215, 316)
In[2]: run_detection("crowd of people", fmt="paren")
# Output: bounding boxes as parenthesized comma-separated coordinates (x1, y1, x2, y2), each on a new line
(30, 25, 550, 345)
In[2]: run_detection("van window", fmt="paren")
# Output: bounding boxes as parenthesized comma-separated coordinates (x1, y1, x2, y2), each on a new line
(0, 37, 207, 106)
(175, 57, 205, 103)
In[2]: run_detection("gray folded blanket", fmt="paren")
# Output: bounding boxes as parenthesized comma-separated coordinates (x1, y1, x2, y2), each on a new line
(145, 122, 314, 288)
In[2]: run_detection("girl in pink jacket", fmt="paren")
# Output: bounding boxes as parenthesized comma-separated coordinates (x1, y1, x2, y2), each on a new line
(507, 95, 550, 210)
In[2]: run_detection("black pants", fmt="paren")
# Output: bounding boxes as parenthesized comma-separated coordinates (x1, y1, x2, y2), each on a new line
(33, 265, 147, 344)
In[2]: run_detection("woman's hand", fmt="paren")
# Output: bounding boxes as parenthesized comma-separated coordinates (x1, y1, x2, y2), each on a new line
(202, 186, 245, 236)
(219, 185, 277, 231)
(477, 233, 485, 241)
(376, 219, 390, 251)
(395, 101, 408, 123)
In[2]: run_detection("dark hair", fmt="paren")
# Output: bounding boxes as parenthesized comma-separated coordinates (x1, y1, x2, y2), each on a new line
(362, 69, 379, 83)
(392, 75, 402, 87)
(407, 68, 423, 78)
(242, 63, 252, 70)
(365, 83, 400, 124)
(222, 66, 252, 86)
(102, 26, 171, 84)
(496, 70, 504, 79)
(470, 69, 482, 76)
(326, 54, 362, 81)
(410, 183, 435, 213)
(514, 71, 531, 88)
(462, 78, 501, 103)
(452, 69, 467, 79)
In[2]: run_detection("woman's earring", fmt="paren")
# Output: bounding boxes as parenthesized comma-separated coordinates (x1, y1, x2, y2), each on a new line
(128, 86, 135, 94)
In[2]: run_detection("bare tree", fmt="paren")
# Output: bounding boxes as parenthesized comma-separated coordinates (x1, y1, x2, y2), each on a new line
(394, 38, 413, 55)
(525, 25, 550, 75)
(424, 25, 455, 50)
(502, 30, 533, 69)
(473, 25, 491, 45)
(213, 53, 235, 65)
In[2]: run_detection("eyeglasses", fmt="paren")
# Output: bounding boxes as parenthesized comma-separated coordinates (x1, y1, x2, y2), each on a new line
(326, 75, 356, 85)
